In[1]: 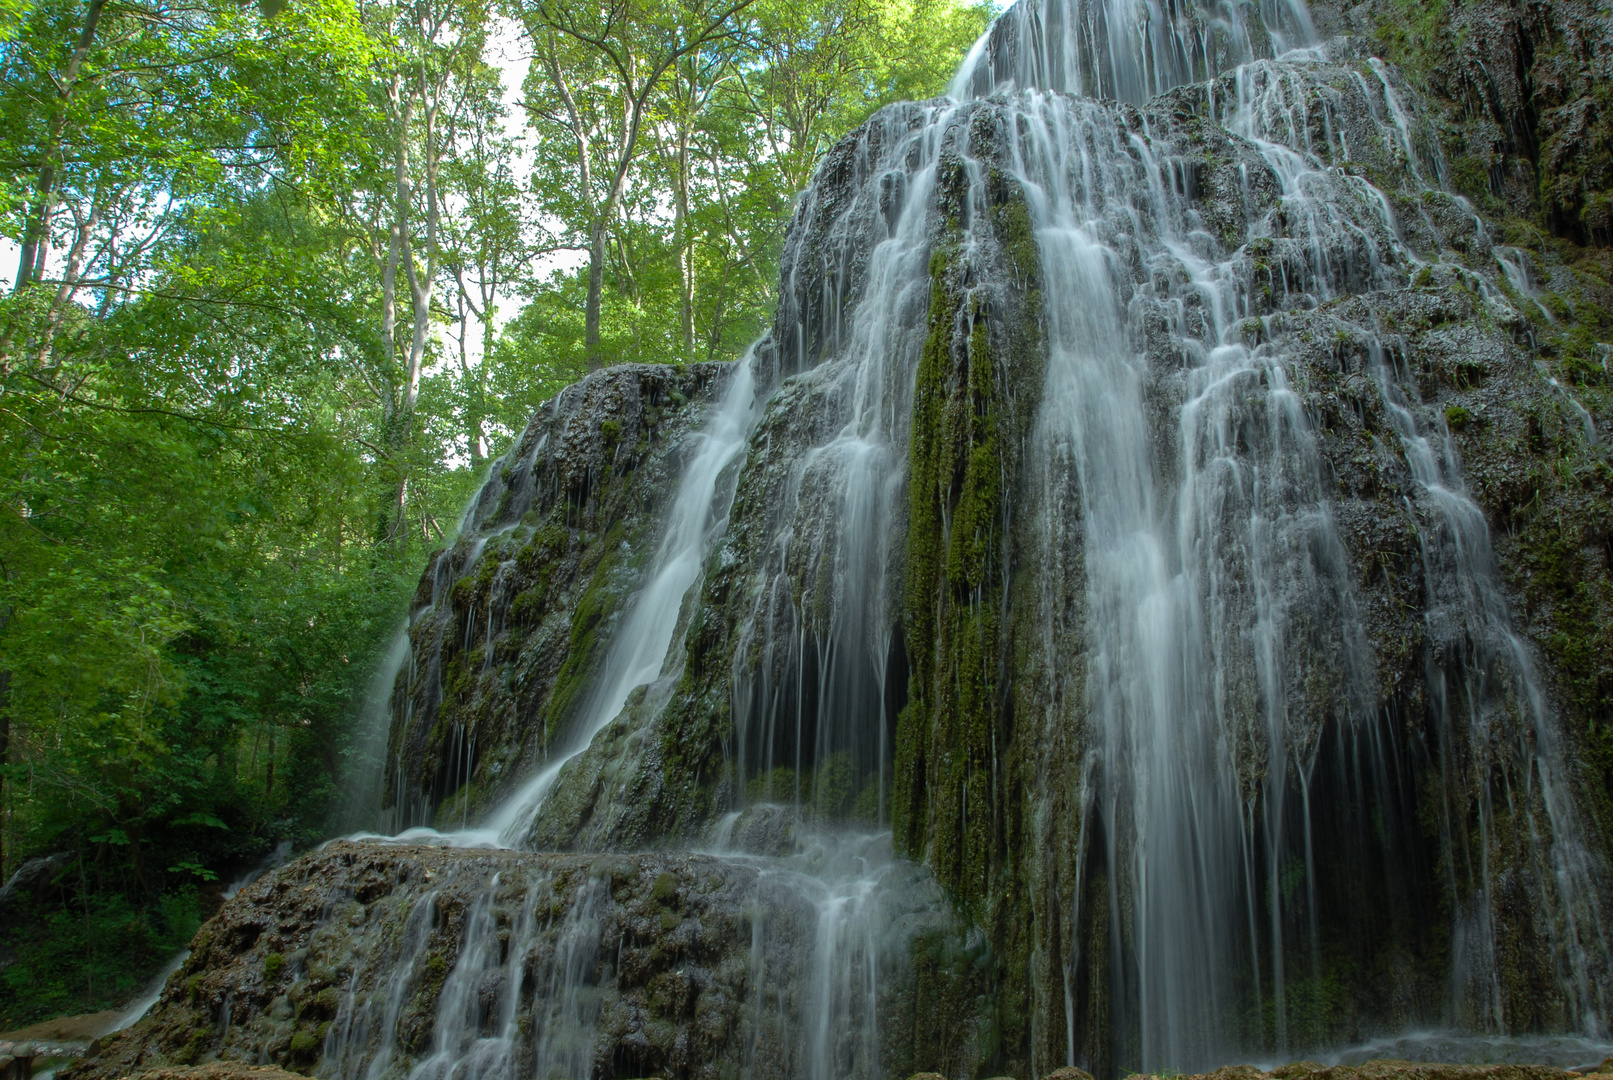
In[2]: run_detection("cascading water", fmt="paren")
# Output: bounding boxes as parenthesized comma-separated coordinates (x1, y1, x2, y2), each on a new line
(204, 0, 1613, 1078)
(336, 627, 414, 835)
(460, 353, 757, 848)
(949, 0, 1315, 102)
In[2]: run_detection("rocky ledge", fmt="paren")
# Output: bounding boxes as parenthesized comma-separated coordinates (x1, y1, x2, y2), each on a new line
(65, 840, 977, 1080)
(103, 1068, 304, 1080)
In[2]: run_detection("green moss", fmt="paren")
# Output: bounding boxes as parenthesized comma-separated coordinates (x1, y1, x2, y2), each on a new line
(894, 181, 1046, 928)
(544, 522, 632, 739)
(1446, 154, 1494, 206)
(300, 986, 340, 1020)
(262, 952, 285, 982)
(651, 872, 679, 905)
(448, 545, 500, 609)
(893, 242, 964, 861)
(885, 176, 1054, 1075)
(810, 750, 857, 820)
(1444, 404, 1472, 429)
(850, 774, 883, 824)
(177, 1024, 212, 1064)
(746, 765, 795, 804)
(508, 588, 545, 628)
(883, 925, 991, 1079)
(1517, 517, 1613, 853)
(511, 523, 570, 628)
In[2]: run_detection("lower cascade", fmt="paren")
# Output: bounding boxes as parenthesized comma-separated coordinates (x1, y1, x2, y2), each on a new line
(80, 0, 1613, 1077)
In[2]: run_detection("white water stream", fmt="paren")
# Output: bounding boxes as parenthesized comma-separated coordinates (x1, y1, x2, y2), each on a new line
(469, 354, 759, 847)
(354, 355, 758, 850)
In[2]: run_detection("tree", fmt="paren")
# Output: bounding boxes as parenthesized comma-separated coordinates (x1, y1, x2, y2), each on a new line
(498, 0, 988, 375)
(441, 55, 529, 462)
(516, 0, 758, 369)
(369, 0, 497, 536)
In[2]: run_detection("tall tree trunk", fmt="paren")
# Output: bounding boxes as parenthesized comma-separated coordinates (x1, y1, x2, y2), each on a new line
(539, 37, 609, 369)
(677, 126, 694, 357)
(383, 74, 409, 387)
(584, 165, 635, 368)
(15, 0, 107, 293)
(474, 273, 494, 461)
(453, 289, 488, 464)
(263, 729, 276, 798)
(382, 76, 413, 543)
(393, 58, 442, 534)
(451, 263, 493, 463)
(380, 88, 403, 381)
(402, 83, 439, 422)
(36, 198, 102, 364)
(585, 218, 607, 368)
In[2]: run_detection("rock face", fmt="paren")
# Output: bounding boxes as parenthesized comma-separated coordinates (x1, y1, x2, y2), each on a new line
(71, 842, 981, 1080)
(1311, 0, 1613, 245)
(383, 362, 730, 832)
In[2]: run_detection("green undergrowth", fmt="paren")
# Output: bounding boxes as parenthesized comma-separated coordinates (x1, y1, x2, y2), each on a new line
(0, 888, 200, 1029)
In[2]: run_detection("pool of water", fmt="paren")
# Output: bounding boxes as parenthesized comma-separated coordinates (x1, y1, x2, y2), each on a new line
(1315, 1032, 1613, 1070)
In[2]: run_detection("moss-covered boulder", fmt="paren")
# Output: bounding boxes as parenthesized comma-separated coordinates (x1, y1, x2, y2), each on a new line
(382, 362, 730, 831)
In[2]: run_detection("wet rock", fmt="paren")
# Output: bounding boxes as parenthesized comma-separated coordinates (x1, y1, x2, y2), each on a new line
(718, 805, 802, 857)
(380, 362, 730, 830)
(0, 852, 71, 911)
(1311, 0, 1613, 242)
(67, 841, 977, 1080)
(112, 1066, 306, 1080)
(1136, 1065, 1600, 1080)
(351, 2, 1613, 1075)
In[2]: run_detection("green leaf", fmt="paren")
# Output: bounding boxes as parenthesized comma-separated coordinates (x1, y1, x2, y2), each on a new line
(172, 813, 230, 830)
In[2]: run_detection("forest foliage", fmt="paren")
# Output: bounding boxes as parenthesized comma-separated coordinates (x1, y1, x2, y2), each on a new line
(0, 0, 988, 1025)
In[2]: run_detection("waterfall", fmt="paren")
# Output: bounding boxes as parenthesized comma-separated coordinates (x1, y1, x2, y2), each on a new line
(337, 626, 414, 835)
(327, 0, 1613, 1075)
(464, 354, 757, 848)
(949, 0, 1314, 102)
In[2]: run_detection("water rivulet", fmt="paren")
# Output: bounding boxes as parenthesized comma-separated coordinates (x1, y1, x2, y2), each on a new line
(85, 0, 1613, 1078)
